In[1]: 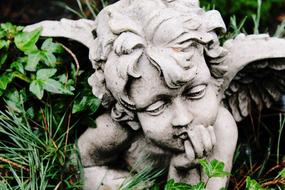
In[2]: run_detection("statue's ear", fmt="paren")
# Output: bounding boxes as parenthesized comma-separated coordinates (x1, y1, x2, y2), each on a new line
(216, 34, 285, 121)
(111, 103, 141, 131)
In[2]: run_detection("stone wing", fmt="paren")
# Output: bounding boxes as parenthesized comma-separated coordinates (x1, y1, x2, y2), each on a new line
(24, 18, 96, 50)
(215, 34, 285, 122)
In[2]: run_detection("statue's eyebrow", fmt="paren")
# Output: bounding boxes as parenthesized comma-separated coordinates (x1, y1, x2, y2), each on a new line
(167, 32, 210, 48)
(181, 75, 210, 94)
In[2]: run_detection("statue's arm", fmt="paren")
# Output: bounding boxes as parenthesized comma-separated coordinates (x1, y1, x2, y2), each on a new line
(83, 166, 129, 190)
(78, 113, 133, 189)
(204, 106, 238, 190)
(78, 113, 132, 167)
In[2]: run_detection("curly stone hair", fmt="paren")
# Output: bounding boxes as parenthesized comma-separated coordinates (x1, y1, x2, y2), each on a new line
(88, 0, 228, 130)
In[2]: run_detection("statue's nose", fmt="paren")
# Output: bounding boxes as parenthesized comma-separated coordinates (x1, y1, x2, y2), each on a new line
(171, 98, 193, 128)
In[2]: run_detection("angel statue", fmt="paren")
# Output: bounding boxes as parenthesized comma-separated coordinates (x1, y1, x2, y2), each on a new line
(25, 0, 285, 189)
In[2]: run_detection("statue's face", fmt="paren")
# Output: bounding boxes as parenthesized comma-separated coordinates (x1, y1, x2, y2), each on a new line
(129, 48, 219, 152)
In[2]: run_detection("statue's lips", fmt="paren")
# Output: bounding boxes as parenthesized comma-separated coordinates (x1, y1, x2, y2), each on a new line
(174, 132, 188, 140)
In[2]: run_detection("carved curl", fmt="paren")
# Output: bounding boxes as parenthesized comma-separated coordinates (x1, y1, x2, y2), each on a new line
(88, 0, 228, 127)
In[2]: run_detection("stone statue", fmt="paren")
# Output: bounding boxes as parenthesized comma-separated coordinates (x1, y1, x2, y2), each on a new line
(25, 0, 285, 189)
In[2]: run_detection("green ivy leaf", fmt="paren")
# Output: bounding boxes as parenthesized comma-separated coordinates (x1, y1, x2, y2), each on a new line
(57, 75, 75, 95)
(0, 23, 14, 31)
(41, 51, 57, 66)
(0, 30, 5, 39)
(0, 40, 8, 49)
(88, 96, 101, 114)
(199, 159, 230, 178)
(0, 23, 22, 37)
(190, 182, 206, 190)
(36, 68, 57, 80)
(26, 107, 35, 119)
(42, 78, 64, 94)
(25, 51, 42, 71)
(64, 79, 75, 93)
(72, 96, 88, 114)
(29, 80, 44, 99)
(0, 73, 14, 90)
(15, 27, 42, 52)
(41, 38, 64, 53)
(0, 51, 8, 67)
(245, 177, 265, 190)
(5, 89, 25, 113)
(58, 73, 67, 83)
(10, 59, 25, 74)
(164, 179, 192, 190)
(151, 184, 160, 190)
(72, 95, 100, 114)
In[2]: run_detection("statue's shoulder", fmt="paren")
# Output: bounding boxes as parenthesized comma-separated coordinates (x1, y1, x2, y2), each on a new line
(78, 113, 134, 166)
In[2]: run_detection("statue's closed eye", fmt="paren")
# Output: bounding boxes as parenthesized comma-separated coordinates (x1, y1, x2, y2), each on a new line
(184, 84, 207, 100)
(143, 85, 207, 116)
(145, 100, 167, 115)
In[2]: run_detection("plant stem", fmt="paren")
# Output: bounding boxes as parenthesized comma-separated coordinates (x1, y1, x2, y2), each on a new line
(13, 72, 31, 83)
(277, 114, 285, 164)
(0, 157, 29, 172)
(253, 0, 262, 34)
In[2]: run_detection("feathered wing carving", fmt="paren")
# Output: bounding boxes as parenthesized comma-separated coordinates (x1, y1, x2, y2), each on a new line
(216, 34, 285, 122)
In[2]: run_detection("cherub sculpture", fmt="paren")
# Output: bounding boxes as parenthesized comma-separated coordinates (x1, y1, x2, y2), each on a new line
(25, 0, 285, 189)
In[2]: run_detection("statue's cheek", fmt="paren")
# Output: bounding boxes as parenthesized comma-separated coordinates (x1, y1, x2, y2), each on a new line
(187, 86, 219, 125)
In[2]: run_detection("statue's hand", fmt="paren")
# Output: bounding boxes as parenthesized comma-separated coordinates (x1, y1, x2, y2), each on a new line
(168, 142, 200, 184)
(170, 125, 216, 170)
(186, 125, 216, 159)
(170, 140, 197, 170)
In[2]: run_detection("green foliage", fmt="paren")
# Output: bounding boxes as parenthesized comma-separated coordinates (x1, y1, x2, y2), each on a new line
(0, 22, 100, 126)
(0, 22, 100, 189)
(229, 15, 248, 37)
(164, 180, 206, 190)
(2, 0, 285, 188)
(276, 168, 285, 178)
(14, 27, 41, 52)
(72, 94, 100, 114)
(0, 24, 74, 99)
(120, 167, 163, 190)
(55, 0, 108, 19)
(120, 156, 164, 190)
(0, 108, 83, 189)
(29, 68, 74, 99)
(144, 159, 229, 190)
(199, 159, 230, 178)
(164, 179, 194, 190)
(245, 177, 266, 190)
(200, 0, 284, 29)
(251, 0, 262, 34)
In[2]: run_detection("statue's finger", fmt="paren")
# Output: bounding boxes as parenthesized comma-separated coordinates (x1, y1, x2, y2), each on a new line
(187, 128, 204, 158)
(184, 140, 195, 161)
(199, 125, 213, 154)
(208, 125, 216, 146)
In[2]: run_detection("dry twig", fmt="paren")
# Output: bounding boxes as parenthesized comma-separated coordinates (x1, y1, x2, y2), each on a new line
(0, 156, 29, 172)
(59, 43, 80, 82)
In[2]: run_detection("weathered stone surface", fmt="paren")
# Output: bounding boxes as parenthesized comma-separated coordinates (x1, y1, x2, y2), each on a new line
(25, 0, 285, 189)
